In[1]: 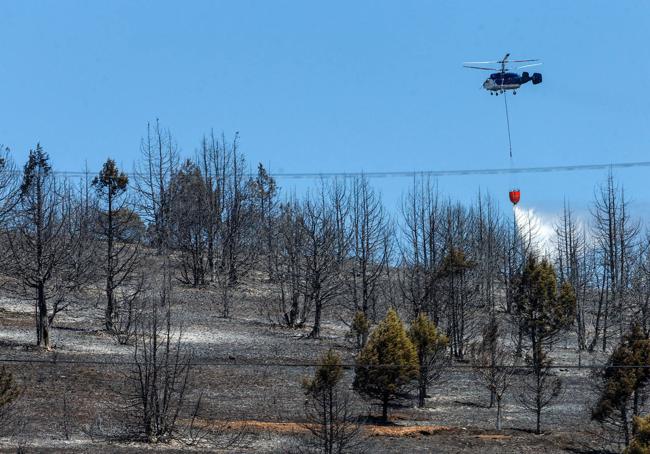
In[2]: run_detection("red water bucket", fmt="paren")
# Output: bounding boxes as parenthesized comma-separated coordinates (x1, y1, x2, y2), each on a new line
(509, 189, 520, 205)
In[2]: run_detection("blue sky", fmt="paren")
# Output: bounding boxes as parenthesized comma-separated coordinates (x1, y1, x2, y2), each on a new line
(0, 1, 648, 226)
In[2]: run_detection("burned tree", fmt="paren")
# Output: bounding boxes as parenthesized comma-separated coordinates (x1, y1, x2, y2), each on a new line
(6, 145, 90, 348)
(273, 200, 308, 327)
(590, 173, 639, 352)
(473, 192, 504, 318)
(398, 177, 443, 320)
(632, 234, 650, 336)
(302, 188, 341, 338)
(197, 132, 225, 281)
(554, 202, 591, 351)
(438, 243, 476, 360)
(168, 160, 209, 287)
(134, 120, 179, 252)
(346, 176, 390, 328)
(470, 318, 518, 430)
(249, 163, 278, 281)
(126, 270, 193, 443)
(213, 134, 256, 318)
(93, 158, 142, 331)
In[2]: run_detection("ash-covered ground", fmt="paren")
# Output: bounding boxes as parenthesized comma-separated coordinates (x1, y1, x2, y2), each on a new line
(0, 278, 621, 453)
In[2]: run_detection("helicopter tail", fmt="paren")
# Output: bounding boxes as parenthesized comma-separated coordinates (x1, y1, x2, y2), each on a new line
(520, 72, 542, 85)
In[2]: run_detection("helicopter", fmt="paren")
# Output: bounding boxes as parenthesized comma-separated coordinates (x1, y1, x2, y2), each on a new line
(463, 53, 542, 95)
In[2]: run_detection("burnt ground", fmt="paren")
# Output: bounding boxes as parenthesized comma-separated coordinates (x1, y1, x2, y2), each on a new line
(0, 275, 622, 453)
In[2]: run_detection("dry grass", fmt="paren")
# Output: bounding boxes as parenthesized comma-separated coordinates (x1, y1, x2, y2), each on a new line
(476, 434, 512, 440)
(188, 419, 310, 434)
(189, 419, 453, 438)
(365, 425, 452, 437)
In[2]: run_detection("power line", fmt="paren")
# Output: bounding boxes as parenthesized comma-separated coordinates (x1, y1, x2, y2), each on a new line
(264, 161, 650, 179)
(0, 356, 643, 370)
(32, 161, 650, 180)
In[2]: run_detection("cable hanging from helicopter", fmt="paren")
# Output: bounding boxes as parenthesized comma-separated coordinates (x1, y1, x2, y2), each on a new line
(463, 53, 542, 207)
(503, 92, 521, 205)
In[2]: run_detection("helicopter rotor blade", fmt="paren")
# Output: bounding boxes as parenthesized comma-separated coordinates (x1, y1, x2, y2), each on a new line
(511, 59, 539, 63)
(517, 62, 542, 69)
(463, 61, 499, 64)
(463, 65, 498, 71)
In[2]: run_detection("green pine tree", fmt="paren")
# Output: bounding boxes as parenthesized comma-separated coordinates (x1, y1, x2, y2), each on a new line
(354, 308, 419, 422)
(626, 414, 650, 454)
(515, 255, 576, 434)
(623, 415, 650, 454)
(303, 349, 360, 453)
(304, 349, 344, 394)
(349, 310, 370, 351)
(593, 324, 650, 446)
(92, 158, 130, 331)
(0, 366, 20, 423)
(409, 313, 448, 408)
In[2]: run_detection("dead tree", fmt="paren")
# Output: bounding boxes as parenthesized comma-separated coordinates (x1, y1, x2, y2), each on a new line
(470, 318, 518, 430)
(502, 207, 540, 356)
(500, 213, 523, 316)
(213, 133, 257, 318)
(631, 234, 650, 335)
(554, 202, 592, 351)
(302, 187, 341, 338)
(197, 132, 226, 281)
(134, 120, 179, 252)
(93, 158, 142, 331)
(329, 178, 351, 264)
(249, 163, 278, 281)
(590, 173, 639, 352)
(346, 175, 390, 329)
(0, 146, 18, 224)
(473, 192, 505, 317)
(126, 269, 193, 443)
(64, 175, 101, 297)
(398, 177, 443, 320)
(168, 160, 209, 287)
(6, 145, 90, 348)
(438, 204, 478, 360)
(274, 200, 308, 327)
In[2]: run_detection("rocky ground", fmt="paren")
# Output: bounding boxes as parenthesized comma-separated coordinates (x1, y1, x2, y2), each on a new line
(0, 278, 623, 453)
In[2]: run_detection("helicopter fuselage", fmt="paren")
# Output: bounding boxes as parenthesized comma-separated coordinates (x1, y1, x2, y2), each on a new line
(483, 71, 542, 93)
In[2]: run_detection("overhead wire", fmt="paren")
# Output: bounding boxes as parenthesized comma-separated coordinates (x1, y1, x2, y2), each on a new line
(0, 356, 645, 370)
(18, 161, 650, 180)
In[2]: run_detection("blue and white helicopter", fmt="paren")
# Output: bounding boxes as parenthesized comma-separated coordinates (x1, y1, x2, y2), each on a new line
(463, 53, 542, 95)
